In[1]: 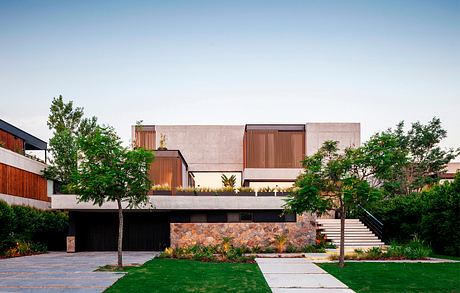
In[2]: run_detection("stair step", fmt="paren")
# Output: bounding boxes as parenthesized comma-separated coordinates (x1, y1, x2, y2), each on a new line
(324, 235, 376, 238)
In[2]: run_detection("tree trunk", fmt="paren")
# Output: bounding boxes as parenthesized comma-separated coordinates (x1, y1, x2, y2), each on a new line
(117, 198, 123, 268)
(339, 199, 345, 268)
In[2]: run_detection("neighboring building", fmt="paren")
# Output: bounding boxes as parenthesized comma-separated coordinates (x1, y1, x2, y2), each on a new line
(0, 119, 50, 209)
(52, 123, 361, 251)
(440, 162, 460, 182)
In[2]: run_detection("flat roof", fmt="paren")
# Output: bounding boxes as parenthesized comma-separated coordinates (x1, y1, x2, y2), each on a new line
(245, 124, 305, 131)
(0, 119, 47, 150)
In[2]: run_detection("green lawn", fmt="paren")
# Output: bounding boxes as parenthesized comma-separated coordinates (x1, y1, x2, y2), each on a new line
(105, 258, 271, 293)
(319, 262, 460, 293)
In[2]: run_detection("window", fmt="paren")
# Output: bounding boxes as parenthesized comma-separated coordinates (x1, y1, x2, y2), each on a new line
(239, 212, 253, 222)
(190, 214, 207, 223)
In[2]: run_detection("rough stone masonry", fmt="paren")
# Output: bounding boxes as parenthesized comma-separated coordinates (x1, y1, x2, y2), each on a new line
(170, 213, 316, 248)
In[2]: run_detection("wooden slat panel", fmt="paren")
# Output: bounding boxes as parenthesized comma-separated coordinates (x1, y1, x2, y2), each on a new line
(134, 129, 156, 150)
(245, 130, 305, 168)
(0, 129, 24, 154)
(0, 162, 49, 202)
(149, 157, 183, 188)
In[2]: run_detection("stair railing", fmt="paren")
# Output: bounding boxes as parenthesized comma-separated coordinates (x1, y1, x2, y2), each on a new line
(357, 204, 384, 242)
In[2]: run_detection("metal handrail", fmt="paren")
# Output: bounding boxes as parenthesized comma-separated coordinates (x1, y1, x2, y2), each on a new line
(357, 204, 384, 241)
(358, 204, 383, 226)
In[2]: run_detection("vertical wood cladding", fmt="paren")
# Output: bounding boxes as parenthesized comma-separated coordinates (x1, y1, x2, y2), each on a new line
(134, 128, 156, 150)
(0, 163, 48, 202)
(149, 157, 183, 188)
(0, 129, 24, 154)
(245, 130, 305, 168)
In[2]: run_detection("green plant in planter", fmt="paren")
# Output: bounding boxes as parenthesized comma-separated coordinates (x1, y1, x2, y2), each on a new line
(221, 174, 236, 189)
(157, 134, 167, 150)
(216, 187, 235, 194)
(238, 187, 254, 193)
(176, 186, 196, 193)
(259, 186, 275, 192)
(151, 184, 172, 191)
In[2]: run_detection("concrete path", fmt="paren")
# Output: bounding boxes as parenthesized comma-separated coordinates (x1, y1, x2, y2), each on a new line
(256, 258, 354, 293)
(0, 251, 156, 293)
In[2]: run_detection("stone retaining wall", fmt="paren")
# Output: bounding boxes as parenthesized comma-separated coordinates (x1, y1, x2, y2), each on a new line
(170, 214, 316, 248)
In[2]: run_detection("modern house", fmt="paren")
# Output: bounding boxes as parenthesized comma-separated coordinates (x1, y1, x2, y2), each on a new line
(53, 123, 369, 252)
(0, 119, 50, 209)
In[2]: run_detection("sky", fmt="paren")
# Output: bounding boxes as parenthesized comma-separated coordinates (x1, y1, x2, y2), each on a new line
(0, 0, 459, 152)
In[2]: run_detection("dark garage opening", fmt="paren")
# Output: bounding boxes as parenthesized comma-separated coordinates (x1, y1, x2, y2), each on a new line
(71, 211, 170, 251)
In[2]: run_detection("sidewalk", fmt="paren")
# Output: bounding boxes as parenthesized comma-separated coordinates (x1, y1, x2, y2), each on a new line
(256, 258, 354, 293)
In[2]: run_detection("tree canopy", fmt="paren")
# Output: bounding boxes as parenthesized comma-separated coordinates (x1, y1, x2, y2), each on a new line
(72, 125, 154, 267)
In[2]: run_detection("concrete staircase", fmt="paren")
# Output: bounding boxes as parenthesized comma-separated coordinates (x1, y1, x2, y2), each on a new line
(317, 218, 385, 249)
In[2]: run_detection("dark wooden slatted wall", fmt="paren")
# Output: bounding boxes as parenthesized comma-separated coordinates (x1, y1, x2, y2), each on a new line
(0, 129, 24, 154)
(0, 163, 49, 201)
(245, 130, 305, 168)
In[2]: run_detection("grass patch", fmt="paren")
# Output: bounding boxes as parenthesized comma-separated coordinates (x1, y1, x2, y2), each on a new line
(430, 254, 460, 261)
(319, 262, 460, 292)
(105, 258, 270, 293)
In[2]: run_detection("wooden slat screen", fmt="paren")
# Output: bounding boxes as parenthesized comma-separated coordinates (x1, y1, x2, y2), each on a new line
(0, 163, 49, 202)
(149, 157, 183, 188)
(0, 129, 24, 154)
(245, 130, 305, 168)
(134, 129, 156, 150)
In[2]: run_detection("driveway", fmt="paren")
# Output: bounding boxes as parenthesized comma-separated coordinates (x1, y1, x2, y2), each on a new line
(0, 251, 156, 293)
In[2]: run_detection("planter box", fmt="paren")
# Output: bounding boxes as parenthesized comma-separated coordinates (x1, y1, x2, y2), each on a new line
(196, 192, 218, 196)
(237, 192, 256, 196)
(257, 192, 275, 196)
(151, 190, 173, 196)
(175, 191, 196, 196)
(218, 192, 236, 196)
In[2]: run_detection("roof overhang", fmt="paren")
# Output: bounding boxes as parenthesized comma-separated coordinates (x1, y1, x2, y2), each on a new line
(0, 119, 47, 150)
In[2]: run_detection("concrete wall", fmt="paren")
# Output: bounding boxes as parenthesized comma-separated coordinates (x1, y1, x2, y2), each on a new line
(51, 194, 287, 210)
(243, 168, 303, 182)
(0, 193, 50, 209)
(154, 125, 244, 172)
(0, 147, 46, 175)
(305, 123, 360, 156)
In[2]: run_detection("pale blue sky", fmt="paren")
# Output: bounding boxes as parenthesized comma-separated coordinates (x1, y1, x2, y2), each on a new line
(0, 0, 459, 151)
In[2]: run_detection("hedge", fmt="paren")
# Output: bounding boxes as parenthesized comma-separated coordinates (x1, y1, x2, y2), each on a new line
(0, 200, 69, 252)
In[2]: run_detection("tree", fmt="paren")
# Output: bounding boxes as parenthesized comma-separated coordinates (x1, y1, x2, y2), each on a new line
(44, 96, 98, 193)
(361, 118, 459, 196)
(284, 141, 377, 267)
(72, 126, 154, 267)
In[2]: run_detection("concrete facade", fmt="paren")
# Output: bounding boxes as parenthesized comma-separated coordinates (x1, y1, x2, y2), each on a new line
(0, 147, 46, 175)
(0, 193, 50, 209)
(51, 194, 287, 210)
(155, 125, 245, 172)
(305, 123, 360, 156)
(243, 168, 303, 182)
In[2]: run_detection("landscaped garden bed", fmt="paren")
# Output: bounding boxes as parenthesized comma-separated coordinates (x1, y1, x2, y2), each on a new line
(328, 238, 433, 261)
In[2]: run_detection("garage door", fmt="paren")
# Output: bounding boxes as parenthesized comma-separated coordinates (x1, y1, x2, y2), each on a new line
(73, 212, 170, 251)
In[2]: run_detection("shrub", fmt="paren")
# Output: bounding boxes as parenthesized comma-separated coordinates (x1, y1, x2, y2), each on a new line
(274, 234, 288, 253)
(0, 201, 69, 255)
(0, 201, 16, 250)
(286, 244, 300, 253)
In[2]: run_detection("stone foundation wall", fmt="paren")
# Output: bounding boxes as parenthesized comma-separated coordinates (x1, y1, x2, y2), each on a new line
(170, 214, 316, 248)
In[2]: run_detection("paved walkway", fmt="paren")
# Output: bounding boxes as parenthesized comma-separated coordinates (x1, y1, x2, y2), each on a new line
(256, 258, 354, 293)
(0, 251, 156, 293)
